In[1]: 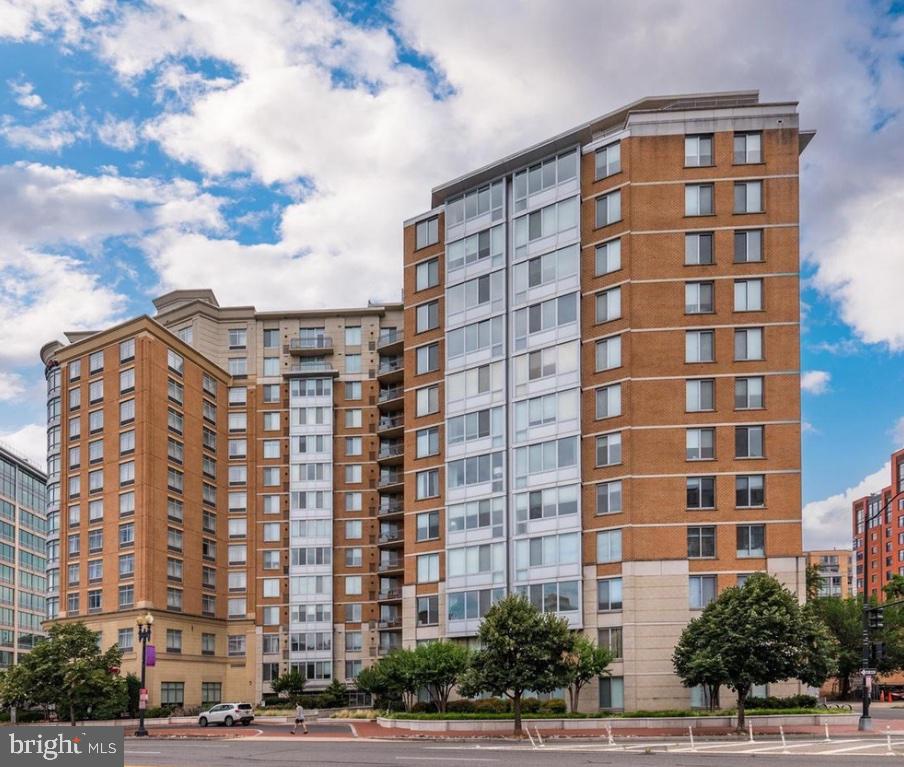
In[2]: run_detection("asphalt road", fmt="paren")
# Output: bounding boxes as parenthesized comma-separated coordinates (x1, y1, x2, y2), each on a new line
(123, 734, 904, 767)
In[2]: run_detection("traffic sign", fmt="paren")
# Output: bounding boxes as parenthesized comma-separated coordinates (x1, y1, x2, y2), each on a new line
(862, 668, 878, 676)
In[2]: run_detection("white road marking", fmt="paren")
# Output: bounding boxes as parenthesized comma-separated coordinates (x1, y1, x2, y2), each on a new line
(124, 750, 161, 754)
(820, 740, 904, 755)
(397, 758, 499, 763)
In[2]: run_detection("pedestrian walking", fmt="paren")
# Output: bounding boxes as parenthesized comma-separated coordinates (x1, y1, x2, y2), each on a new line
(291, 703, 308, 735)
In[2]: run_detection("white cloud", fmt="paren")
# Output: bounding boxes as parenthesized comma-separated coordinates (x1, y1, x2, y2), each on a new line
(892, 417, 904, 449)
(803, 462, 890, 550)
(0, 423, 46, 470)
(0, 371, 24, 401)
(0, 110, 87, 151)
(8, 78, 44, 109)
(0, 0, 111, 43)
(96, 114, 139, 150)
(801, 370, 831, 395)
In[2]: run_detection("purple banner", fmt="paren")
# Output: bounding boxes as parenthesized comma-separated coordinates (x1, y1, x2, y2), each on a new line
(145, 645, 156, 667)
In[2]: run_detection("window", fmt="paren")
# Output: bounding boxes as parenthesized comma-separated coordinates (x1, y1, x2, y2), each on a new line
(416, 385, 438, 416)
(686, 379, 714, 412)
(345, 520, 362, 539)
(686, 428, 715, 460)
(446, 316, 504, 360)
(734, 279, 763, 312)
(263, 440, 280, 459)
(160, 682, 184, 707)
(597, 578, 623, 611)
(598, 627, 623, 660)
(166, 628, 182, 653)
(737, 524, 765, 557)
(416, 258, 439, 291)
(262, 383, 280, 402)
(685, 184, 714, 216)
(416, 427, 439, 457)
(595, 287, 621, 323)
(89, 350, 104, 374)
(417, 595, 439, 626)
(687, 526, 716, 558)
(344, 326, 361, 346)
(119, 523, 134, 547)
(515, 197, 578, 247)
(228, 328, 247, 349)
(733, 132, 762, 164)
(596, 481, 622, 515)
(228, 358, 247, 376)
(229, 387, 247, 406)
(344, 465, 362, 483)
(119, 553, 134, 577)
(594, 141, 620, 178)
(734, 181, 763, 213)
(685, 232, 714, 265)
(416, 343, 439, 374)
(167, 557, 182, 581)
(166, 408, 182, 433)
(595, 190, 621, 227)
(262, 357, 280, 376)
(735, 376, 764, 409)
(68, 387, 81, 410)
(735, 425, 764, 458)
(685, 330, 715, 363)
(119, 368, 134, 393)
(89, 409, 104, 432)
(416, 216, 439, 249)
(263, 412, 280, 431)
(685, 134, 713, 166)
(345, 548, 362, 567)
(167, 527, 182, 552)
(734, 229, 763, 263)
(343, 353, 360, 374)
(344, 576, 362, 596)
(446, 224, 505, 271)
(166, 349, 183, 374)
(596, 433, 622, 466)
(736, 475, 765, 507)
(417, 554, 439, 583)
(416, 511, 440, 542)
(595, 336, 621, 371)
(88, 529, 103, 552)
(687, 477, 716, 509)
(416, 469, 438, 499)
(118, 628, 133, 651)
(450, 451, 506, 488)
(595, 238, 621, 275)
(415, 300, 439, 334)
(597, 529, 622, 563)
(262, 328, 279, 348)
(344, 409, 362, 428)
(689, 575, 717, 609)
(451, 496, 507, 531)
(228, 636, 246, 657)
(595, 383, 622, 419)
(345, 492, 362, 511)
(167, 587, 183, 611)
(345, 381, 361, 400)
(685, 281, 714, 313)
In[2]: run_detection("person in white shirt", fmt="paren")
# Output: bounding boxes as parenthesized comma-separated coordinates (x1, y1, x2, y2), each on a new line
(291, 704, 308, 734)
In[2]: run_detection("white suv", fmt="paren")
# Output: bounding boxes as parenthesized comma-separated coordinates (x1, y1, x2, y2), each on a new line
(198, 703, 255, 727)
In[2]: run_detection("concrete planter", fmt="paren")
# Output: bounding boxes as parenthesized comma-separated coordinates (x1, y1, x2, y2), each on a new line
(377, 712, 859, 732)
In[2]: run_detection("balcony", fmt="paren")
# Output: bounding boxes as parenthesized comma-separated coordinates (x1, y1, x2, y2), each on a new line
(379, 528, 403, 545)
(377, 414, 404, 438)
(379, 637, 402, 654)
(287, 335, 334, 355)
(377, 329, 403, 355)
(378, 617, 402, 629)
(377, 441, 404, 465)
(377, 357, 403, 383)
(377, 385, 404, 411)
(377, 470, 404, 491)
(286, 360, 338, 377)
(378, 588, 402, 601)
(378, 499, 404, 517)
(377, 557, 403, 574)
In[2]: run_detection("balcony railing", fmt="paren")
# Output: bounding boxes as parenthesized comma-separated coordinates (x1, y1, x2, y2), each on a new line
(377, 329, 403, 348)
(378, 617, 402, 629)
(287, 361, 336, 375)
(378, 499, 404, 515)
(378, 442, 404, 460)
(379, 529, 403, 544)
(288, 335, 333, 352)
(377, 558, 403, 573)
(378, 385, 404, 403)
(378, 358, 403, 375)
(378, 588, 402, 600)
(377, 471, 403, 488)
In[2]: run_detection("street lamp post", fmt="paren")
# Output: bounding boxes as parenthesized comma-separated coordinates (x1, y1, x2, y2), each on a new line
(135, 612, 154, 737)
(858, 489, 904, 732)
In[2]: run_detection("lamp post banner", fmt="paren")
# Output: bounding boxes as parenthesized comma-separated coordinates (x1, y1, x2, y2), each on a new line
(2, 727, 123, 767)
(144, 645, 155, 667)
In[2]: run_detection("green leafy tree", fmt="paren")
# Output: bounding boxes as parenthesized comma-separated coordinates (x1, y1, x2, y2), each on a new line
(809, 596, 863, 698)
(270, 669, 306, 704)
(321, 679, 348, 708)
(563, 634, 613, 713)
(672, 573, 837, 729)
(0, 664, 31, 721)
(413, 641, 470, 713)
(884, 575, 904, 601)
(805, 563, 823, 602)
(354, 650, 420, 711)
(672, 607, 728, 711)
(458, 595, 574, 735)
(16, 623, 125, 725)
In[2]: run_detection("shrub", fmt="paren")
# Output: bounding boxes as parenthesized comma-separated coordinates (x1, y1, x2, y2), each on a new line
(520, 698, 541, 713)
(540, 699, 567, 714)
(446, 700, 476, 713)
(472, 698, 509, 713)
(144, 706, 174, 719)
(745, 694, 816, 710)
(410, 701, 437, 713)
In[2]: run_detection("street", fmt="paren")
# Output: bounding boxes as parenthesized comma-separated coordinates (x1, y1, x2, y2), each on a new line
(123, 735, 904, 767)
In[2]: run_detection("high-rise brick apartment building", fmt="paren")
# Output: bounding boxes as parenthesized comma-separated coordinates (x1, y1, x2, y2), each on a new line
(0, 444, 46, 668)
(806, 549, 853, 598)
(401, 91, 811, 710)
(41, 290, 403, 708)
(852, 448, 904, 599)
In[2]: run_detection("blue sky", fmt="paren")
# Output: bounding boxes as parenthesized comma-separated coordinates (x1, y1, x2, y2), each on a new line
(0, 0, 901, 549)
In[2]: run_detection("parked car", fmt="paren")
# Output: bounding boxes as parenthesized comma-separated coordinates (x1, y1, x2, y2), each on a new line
(198, 703, 255, 727)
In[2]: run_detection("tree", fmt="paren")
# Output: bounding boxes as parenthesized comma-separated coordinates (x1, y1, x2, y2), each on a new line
(563, 634, 613, 713)
(884, 575, 904, 601)
(805, 563, 823, 602)
(0, 664, 31, 722)
(321, 679, 348, 708)
(413, 641, 470, 713)
(672, 608, 728, 711)
(271, 669, 306, 704)
(354, 650, 420, 711)
(125, 673, 141, 718)
(14, 622, 125, 725)
(458, 595, 574, 735)
(809, 596, 863, 698)
(672, 573, 837, 729)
